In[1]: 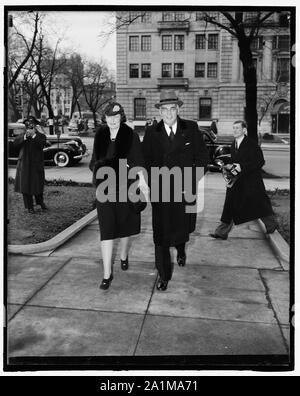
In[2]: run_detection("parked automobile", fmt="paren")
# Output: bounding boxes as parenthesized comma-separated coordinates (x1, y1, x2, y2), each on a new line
(8, 122, 88, 167)
(200, 128, 234, 171)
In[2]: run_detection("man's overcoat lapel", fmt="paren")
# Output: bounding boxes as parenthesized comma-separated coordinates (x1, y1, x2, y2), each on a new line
(154, 118, 186, 157)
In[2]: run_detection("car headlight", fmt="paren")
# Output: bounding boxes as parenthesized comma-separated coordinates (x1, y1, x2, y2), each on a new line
(215, 145, 230, 156)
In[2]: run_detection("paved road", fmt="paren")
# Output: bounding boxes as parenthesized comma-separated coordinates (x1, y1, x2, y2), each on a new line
(81, 136, 291, 178)
(8, 135, 290, 183)
(263, 149, 290, 178)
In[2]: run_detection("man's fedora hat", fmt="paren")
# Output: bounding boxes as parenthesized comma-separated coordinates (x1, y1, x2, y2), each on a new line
(24, 115, 40, 125)
(155, 90, 183, 109)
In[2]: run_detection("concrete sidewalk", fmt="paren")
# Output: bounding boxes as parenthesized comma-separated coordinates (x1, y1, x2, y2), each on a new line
(6, 173, 290, 368)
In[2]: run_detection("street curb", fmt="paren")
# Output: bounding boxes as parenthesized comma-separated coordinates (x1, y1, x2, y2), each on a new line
(257, 219, 289, 264)
(261, 146, 290, 152)
(8, 209, 97, 255)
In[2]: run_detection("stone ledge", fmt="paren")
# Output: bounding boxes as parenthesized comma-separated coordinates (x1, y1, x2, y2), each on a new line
(257, 219, 289, 268)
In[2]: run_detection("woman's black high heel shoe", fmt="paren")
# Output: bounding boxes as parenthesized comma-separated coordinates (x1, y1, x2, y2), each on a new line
(99, 273, 113, 290)
(121, 257, 129, 271)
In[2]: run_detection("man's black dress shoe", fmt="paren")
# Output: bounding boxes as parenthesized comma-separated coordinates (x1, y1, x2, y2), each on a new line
(156, 278, 168, 291)
(121, 257, 129, 271)
(100, 274, 113, 290)
(177, 255, 186, 267)
(209, 233, 228, 240)
(28, 208, 35, 214)
(40, 203, 48, 210)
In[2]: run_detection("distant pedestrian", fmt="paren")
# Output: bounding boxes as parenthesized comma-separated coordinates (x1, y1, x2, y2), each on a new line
(89, 102, 148, 290)
(84, 118, 88, 132)
(210, 119, 218, 135)
(14, 116, 47, 213)
(210, 120, 277, 240)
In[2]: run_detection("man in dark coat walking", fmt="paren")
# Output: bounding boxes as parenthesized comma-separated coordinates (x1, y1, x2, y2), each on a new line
(14, 116, 47, 213)
(210, 120, 277, 239)
(142, 90, 209, 291)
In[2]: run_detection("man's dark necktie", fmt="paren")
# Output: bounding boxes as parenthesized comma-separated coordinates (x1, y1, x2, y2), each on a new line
(169, 126, 175, 143)
(235, 140, 238, 152)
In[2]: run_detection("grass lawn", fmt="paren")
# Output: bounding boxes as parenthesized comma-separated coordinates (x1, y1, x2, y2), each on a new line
(7, 180, 291, 247)
(267, 189, 290, 244)
(7, 182, 96, 245)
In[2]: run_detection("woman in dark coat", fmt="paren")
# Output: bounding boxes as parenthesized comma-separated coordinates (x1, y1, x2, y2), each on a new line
(89, 102, 147, 290)
(14, 116, 47, 213)
(210, 120, 277, 239)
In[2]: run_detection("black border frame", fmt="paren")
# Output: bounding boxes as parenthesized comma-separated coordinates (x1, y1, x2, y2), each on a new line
(3, 4, 295, 373)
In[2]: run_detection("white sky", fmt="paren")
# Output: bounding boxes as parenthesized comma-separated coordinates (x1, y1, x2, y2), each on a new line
(49, 11, 116, 71)
(11, 10, 117, 73)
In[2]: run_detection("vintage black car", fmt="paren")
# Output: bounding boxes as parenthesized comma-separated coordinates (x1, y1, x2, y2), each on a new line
(200, 128, 234, 171)
(8, 123, 88, 167)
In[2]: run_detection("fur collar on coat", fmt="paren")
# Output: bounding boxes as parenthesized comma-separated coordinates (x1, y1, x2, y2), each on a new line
(93, 122, 133, 161)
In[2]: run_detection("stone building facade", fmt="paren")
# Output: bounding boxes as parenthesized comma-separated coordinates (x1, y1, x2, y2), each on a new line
(116, 11, 290, 135)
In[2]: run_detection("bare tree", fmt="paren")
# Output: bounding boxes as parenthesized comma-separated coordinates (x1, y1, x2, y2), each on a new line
(197, 11, 280, 142)
(63, 54, 84, 118)
(8, 12, 41, 88)
(30, 33, 67, 133)
(81, 61, 112, 127)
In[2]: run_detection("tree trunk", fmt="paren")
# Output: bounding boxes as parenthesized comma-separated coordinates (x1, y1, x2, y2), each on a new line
(76, 100, 81, 116)
(93, 112, 97, 130)
(239, 39, 258, 143)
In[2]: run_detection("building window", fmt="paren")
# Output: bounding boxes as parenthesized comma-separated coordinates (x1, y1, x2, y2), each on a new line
(251, 36, 263, 50)
(129, 64, 139, 78)
(141, 12, 152, 23)
(162, 35, 172, 51)
(162, 12, 173, 21)
(162, 63, 172, 77)
(175, 12, 185, 21)
(174, 35, 184, 50)
(208, 34, 218, 50)
(129, 12, 141, 23)
(273, 35, 290, 51)
(207, 63, 218, 78)
(199, 98, 212, 119)
(174, 63, 184, 77)
(129, 36, 139, 51)
(141, 63, 151, 78)
(134, 98, 146, 119)
(195, 12, 203, 21)
(195, 63, 205, 77)
(141, 35, 151, 51)
(195, 34, 206, 49)
(277, 58, 290, 82)
(196, 11, 218, 21)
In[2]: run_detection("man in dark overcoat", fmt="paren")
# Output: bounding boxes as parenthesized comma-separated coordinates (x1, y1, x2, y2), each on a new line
(142, 90, 209, 291)
(210, 120, 277, 239)
(14, 116, 47, 213)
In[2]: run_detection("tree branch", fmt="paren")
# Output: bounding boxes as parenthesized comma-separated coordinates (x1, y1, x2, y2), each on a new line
(9, 12, 40, 88)
(201, 12, 238, 38)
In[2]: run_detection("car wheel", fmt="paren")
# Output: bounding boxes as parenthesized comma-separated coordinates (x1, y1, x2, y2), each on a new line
(54, 151, 70, 167)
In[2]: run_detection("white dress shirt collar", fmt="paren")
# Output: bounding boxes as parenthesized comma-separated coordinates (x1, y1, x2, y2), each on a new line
(164, 122, 177, 136)
(235, 134, 245, 149)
